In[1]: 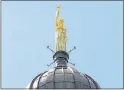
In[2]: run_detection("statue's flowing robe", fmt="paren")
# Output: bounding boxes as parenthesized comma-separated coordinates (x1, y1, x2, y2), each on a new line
(56, 28, 67, 51)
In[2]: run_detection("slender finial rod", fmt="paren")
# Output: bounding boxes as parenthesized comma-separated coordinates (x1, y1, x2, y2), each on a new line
(47, 46, 55, 53)
(69, 61, 75, 66)
(68, 46, 76, 53)
(47, 62, 54, 67)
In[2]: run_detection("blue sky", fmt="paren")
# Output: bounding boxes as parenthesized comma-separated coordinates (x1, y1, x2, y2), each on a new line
(2, 1, 123, 88)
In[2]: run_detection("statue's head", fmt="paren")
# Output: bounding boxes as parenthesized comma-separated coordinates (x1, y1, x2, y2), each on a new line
(60, 19, 64, 24)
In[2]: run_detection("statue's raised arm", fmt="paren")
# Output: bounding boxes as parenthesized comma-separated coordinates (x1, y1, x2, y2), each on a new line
(56, 5, 61, 28)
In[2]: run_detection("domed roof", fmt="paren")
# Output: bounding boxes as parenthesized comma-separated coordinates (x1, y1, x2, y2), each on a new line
(27, 66, 100, 89)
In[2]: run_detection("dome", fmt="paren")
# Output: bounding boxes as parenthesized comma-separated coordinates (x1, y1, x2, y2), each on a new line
(27, 66, 100, 89)
(26, 51, 100, 89)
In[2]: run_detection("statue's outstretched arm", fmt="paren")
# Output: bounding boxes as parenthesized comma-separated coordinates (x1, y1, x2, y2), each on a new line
(56, 5, 60, 27)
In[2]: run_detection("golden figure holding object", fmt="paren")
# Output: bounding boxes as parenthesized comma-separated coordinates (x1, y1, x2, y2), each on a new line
(55, 5, 68, 51)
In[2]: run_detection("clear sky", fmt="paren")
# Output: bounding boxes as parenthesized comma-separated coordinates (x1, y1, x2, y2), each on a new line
(2, 1, 123, 88)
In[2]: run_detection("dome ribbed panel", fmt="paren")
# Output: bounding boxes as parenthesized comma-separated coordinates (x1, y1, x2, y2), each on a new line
(28, 67, 100, 89)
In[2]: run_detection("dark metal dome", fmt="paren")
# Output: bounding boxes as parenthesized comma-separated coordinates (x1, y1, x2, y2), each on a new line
(27, 66, 100, 89)
(26, 51, 100, 89)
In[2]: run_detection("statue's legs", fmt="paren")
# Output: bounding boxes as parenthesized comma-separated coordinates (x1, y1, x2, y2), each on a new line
(60, 36, 63, 51)
(62, 37, 66, 51)
(56, 42, 58, 51)
(59, 39, 61, 51)
(56, 37, 62, 51)
(61, 36, 66, 51)
(60, 37, 62, 51)
(56, 32, 67, 51)
(56, 37, 59, 51)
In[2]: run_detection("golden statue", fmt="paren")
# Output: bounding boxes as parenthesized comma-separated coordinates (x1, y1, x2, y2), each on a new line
(55, 5, 68, 51)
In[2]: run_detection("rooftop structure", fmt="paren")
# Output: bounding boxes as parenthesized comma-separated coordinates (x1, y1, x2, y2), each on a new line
(26, 5, 100, 89)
